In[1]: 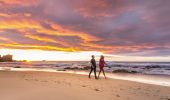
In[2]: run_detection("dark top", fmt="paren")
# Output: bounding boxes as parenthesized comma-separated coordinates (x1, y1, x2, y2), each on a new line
(91, 58, 96, 68)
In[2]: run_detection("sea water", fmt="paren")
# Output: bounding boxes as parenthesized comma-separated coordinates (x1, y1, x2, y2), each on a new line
(0, 61, 170, 87)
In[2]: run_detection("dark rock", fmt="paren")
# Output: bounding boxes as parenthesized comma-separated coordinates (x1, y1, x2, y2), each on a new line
(82, 66, 90, 70)
(131, 71, 138, 73)
(108, 66, 112, 68)
(132, 66, 138, 68)
(112, 69, 137, 74)
(64, 67, 71, 69)
(57, 69, 66, 71)
(112, 69, 129, 73)
(64, 67, 79, 70)
(145, 65, 161, 69)
(151, 65, 161, 68)
(73, 67, 79, 70)
(13, 66, 21, 68)
(145, 66, 151, 69)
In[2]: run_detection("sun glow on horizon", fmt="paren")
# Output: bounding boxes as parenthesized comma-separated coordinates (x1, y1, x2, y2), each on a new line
(0, 49, 170, 62)
(0, 49, 104, 61)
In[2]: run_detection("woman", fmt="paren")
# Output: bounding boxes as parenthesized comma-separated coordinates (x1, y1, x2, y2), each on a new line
(98, 55, 107, 79)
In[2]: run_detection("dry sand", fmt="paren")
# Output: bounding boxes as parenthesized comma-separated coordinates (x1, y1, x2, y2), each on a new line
(0, 71, 170, 100)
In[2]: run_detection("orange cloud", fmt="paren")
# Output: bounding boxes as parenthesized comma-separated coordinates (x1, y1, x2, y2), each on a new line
(1, 17, 160, 54)
(0, 0, 169, 57)
(80, 42, 113, 51)
(0, 0, 39, 6)
(1, 18, 167, 55)
(0, 43, 79, 52)
(46, 22, 101, 42)
(0, 18, 100, 42)
(0, 19, 42, 30)
(0, 13, 32, 18)
(0, 13, 12, 17)
(0, 18, 104, 51)
(25, 34, 70, 47)
(0, 37, 15, 43)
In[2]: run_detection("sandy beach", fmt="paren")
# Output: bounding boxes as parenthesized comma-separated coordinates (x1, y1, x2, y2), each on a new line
(0, 71, 170, 100)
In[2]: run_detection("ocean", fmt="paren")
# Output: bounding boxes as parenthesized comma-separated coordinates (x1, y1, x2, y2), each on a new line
(0, 61, 170, 75)
(0, 61, 170, 86)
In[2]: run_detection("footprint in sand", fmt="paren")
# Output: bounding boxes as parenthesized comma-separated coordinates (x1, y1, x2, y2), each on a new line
(137, 87, 141, 90)
(94, 88, 100, 91)
(116, 94, 120, 98)
(81, 85, 87, 87)
(25, 79, 29, 81)
(54, 81, 61, 84)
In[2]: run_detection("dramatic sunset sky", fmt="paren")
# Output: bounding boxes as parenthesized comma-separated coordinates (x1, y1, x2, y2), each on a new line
(0, 0, 170, 61)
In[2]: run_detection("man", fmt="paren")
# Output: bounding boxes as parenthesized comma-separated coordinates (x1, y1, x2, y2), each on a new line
(89, 55, 97, 79)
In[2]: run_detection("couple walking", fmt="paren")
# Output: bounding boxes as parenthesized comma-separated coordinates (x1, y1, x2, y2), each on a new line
(89, 55, 107, 79)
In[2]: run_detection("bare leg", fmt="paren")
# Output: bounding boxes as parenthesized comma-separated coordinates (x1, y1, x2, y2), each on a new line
(89, 68, 93, 78)
(102, 70, 107, 79)
(98, 70, 101, 78)
(94, 68, 98, 79)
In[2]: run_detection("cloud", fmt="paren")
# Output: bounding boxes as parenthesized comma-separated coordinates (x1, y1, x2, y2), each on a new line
(0, 18, 102, 51)
(0, 0, 170, 56)
(74, 0, 129, 18)
(0, 0, 39, 6)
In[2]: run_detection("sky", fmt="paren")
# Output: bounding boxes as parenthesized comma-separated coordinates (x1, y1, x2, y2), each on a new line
(0, 0, 170, 61)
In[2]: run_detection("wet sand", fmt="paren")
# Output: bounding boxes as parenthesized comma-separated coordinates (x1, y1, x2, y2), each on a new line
(0, 71, 170, 100)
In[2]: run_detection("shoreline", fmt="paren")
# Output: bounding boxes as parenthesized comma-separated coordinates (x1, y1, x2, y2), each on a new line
(1, 67, 170, 87)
